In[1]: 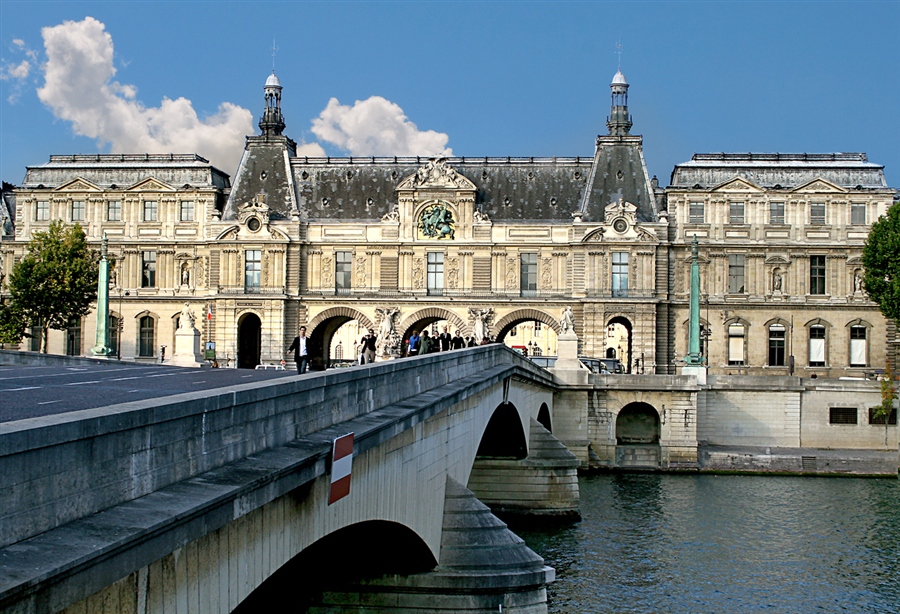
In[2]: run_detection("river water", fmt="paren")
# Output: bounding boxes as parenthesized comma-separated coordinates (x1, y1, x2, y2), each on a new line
(518, 474, 900, 613)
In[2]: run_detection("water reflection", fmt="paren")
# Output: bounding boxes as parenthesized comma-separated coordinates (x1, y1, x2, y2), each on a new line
(518, 475, 900, 613)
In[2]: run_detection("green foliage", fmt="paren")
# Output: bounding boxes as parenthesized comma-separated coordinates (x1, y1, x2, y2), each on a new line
(862, 201, 900, 322)
(7, 221, 98, 350)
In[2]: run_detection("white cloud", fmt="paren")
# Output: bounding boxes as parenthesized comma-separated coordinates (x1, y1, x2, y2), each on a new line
(311, 96, 452, 157)
(36, 17, 253, 174)
(296, 142, 327, 157)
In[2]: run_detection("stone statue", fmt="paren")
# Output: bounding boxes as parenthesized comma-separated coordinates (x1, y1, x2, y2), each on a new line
(773, 270, 782, 292)
(181, 262, 190, 286)
(854, 270, 863, 293)
(179, 303, 196, 330)
(375, 307, 401, 356)
(560, 306, 575, 334)
(469, 308, 493, 345)
(109, 262, 117, 287)
(377, 307, 398, 338)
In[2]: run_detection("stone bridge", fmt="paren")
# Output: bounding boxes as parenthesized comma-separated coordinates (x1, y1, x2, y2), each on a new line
(0, 346, 581, 613)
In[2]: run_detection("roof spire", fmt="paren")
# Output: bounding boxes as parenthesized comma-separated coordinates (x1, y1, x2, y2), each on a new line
(260, 69, 285, 137)
(606, 46, 632, 136)
(616, 39, 623, 71)
(272, 36, 277, 72)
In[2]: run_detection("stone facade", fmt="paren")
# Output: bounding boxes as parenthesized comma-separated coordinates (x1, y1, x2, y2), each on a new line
(1, 71, 896, 377)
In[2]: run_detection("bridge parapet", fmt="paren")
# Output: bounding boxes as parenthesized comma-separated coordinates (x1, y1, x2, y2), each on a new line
(0, 346, 555, 550)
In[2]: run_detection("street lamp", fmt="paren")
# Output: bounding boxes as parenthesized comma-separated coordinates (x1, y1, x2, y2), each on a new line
(117, 289, 129, 360)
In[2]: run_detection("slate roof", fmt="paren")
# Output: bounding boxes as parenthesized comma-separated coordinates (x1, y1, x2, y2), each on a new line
(292, 156, 594, 223)
(21, 154, 231, 190)
(291, 144, 659, 223)
(669, 153, 888, 189)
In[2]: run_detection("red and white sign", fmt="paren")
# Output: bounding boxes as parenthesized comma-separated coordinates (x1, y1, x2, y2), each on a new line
(328, 432, 354, 504)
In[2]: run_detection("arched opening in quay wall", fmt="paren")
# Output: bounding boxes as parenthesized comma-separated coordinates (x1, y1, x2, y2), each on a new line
(476, 402, 528, 460)
(616, 401, 661, 469)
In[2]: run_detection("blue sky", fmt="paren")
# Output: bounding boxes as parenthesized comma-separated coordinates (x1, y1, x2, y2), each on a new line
(1, 1, 898, 187)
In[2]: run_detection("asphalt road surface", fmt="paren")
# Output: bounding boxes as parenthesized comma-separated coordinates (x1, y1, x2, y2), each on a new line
(0, 363, 301, 423)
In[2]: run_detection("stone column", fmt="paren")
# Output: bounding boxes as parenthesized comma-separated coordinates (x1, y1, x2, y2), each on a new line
(91, 234, 114, 357)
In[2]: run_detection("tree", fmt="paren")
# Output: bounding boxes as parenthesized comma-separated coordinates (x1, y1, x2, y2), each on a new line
(862, 201, 900, 322)
(873, 363, 898, 447)
(7, 220, 98, 352)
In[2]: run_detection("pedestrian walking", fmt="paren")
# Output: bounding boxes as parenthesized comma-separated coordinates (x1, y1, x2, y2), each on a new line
(408, 330, 421, 356)
(286, 326, 310, 374)
(438, 326, 452, 352)
(360, 329, 377, 364)
(451, 331, 465, 350)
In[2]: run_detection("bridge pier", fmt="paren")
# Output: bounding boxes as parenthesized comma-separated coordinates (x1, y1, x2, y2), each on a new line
(468, 419, 581, 522)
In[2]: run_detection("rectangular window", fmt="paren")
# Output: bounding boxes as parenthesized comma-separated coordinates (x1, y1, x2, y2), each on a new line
(769, 202, 785, 225)
(520, 253, 538, 297)
(612, 252, 629, 297)
(141, 251, 156, 288)
(729, 202, 745, 224)
(810, 203, 826, 225)
(534, 321, 542, 336)
(869, 407, 898, 426)
(427, 252, 444, 296)
(107, 201, 121, 221)
(180, 201, 195, 222)
(689, 202, 705, 224)
(244, 250, 261, 291)
(809, 326, 826, 367)
(143, 200, 158, 222)
(728, 255, 745, 293)
(849, 326, 867, 367)
(35, 201, 50, 221)
(829, 407, 857, 425)
(768, 324, 786, 366)
(335, 251, 352, 292)
(851, 204, 866, 226)
(728, 324, 745, 366)
(809, 256, 826, 295)
(71, 200, 85, 222)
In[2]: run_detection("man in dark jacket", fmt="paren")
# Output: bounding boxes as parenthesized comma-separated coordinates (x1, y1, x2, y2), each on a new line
(450, 330, 465, 350)
(420, 330, 433, 355)
(438, 326, 452, 352)
(286, 327, 310, 374)
(360, 329, 377, 364)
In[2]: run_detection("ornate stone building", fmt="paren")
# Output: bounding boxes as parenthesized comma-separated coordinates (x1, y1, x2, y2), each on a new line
(1, 70, 896, 375)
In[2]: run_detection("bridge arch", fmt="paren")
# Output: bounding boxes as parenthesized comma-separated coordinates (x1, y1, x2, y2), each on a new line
(476, 402, 528, 459)
(616, 401, 660, 444)
(398, 308, 469, 344)
(493, 309, 561, 341)
(307, 307, 374, 369)
(537, 402, 552, 433)
(235, 520, 435, 612)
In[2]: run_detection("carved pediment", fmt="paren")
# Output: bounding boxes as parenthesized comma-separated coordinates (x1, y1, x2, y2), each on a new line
(765, 254, 791, 265)
(604, 198, 639, 224)
(54, 178, 102, 192)
(397, 159, 476, 191)
(710, 177, 763, 193)
(792, 178, 847, 194)
(125, 177, 176, 192)
(582, 220, 658, 244)
(237, 194, 271, 225)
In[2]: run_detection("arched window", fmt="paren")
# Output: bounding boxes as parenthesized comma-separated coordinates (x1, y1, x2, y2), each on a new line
(849, 325, 867, 367)
(809, 325, 826, 367)
(139, 316, 155, 357)
(727, 323, 745, 366)
(768, 324, 786, 366)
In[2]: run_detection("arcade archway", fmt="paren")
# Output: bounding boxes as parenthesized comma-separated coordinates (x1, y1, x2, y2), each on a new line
(307, 307, 374, 370)
(606, 316, 633, 373)
(493, 310, 560, 357)
(237, 313, 261, 369)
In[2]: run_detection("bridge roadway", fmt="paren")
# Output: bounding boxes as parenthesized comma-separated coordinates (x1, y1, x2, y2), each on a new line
(0, 346, 577, 613)
(0, 363, 297, 422)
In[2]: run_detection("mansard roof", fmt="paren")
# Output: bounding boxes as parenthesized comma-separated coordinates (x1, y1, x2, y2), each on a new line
(21, 154, 231, 190)
(292, 156, 594, 222)
(291, 149, 659, 223)
(669, 153, 887, 190)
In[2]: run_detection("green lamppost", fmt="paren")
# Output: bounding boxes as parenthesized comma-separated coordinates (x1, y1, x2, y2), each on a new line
(684, 234, 703, 366)
(91, 233, 114, 356)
